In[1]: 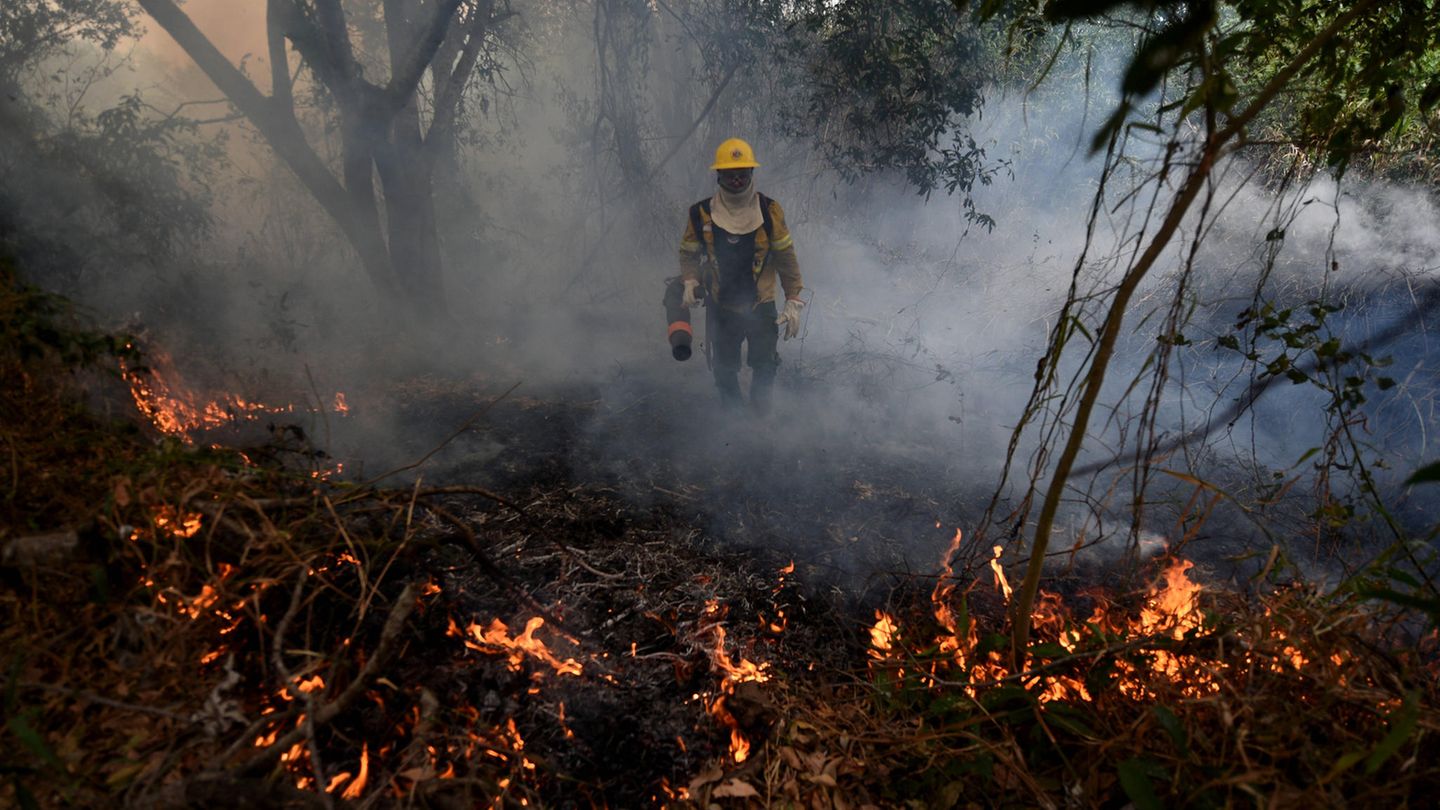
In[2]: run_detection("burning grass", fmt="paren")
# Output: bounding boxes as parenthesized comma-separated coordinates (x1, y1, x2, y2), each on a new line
(697, 550, 1440, 808)
(3, 267, 1439, 808)
(0, 280, 817, 806)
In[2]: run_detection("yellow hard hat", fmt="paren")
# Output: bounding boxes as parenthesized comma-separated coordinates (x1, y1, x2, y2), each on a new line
(711, 138, 760, 170)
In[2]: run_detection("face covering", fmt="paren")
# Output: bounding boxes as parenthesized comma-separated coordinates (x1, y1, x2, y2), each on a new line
(709, 176, 762, 234)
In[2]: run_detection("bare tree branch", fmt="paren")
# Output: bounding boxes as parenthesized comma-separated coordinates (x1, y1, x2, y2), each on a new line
(135, 0, 397, 294)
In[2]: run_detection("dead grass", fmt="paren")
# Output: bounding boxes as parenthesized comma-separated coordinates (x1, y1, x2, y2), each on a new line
(5, 267, 1439, 809)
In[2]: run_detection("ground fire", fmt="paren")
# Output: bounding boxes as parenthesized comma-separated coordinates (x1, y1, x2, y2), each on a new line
(4, 341, 1425, 808)
(120, 347, 349, 442)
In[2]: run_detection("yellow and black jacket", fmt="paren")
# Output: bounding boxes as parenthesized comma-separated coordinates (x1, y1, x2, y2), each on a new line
(678, 194, 803, 307)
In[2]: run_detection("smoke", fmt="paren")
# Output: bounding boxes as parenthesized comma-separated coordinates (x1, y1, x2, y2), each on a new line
(15, 5, 1440, 583)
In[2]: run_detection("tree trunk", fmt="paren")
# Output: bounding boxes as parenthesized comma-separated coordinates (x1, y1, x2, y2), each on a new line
(383, 0, 445, 308)
(138, 0, 476, 313)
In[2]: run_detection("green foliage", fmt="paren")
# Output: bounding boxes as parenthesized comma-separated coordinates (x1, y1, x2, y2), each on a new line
(0, 0, 135, 80)
(972, 1, 1440, 167)
(0, 87, 217, 295)
(0, 254, 139, 371)
(1222, 299, 1394, 413)
(44, 94, 218, 258)
(778, 0, 1007, 222)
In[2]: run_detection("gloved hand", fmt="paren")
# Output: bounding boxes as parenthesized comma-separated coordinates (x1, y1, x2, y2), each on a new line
(776, 297, 805, 340)
(682, 279, 701, 309)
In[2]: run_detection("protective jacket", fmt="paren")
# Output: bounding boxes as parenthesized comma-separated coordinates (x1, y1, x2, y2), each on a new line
(678, 195, 803, 308)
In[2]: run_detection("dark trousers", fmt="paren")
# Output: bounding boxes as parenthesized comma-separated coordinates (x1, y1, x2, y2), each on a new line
(709, 301, 779, 411)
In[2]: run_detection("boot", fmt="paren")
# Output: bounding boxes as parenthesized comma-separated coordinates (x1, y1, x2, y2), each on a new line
(716, 374, 744, 412)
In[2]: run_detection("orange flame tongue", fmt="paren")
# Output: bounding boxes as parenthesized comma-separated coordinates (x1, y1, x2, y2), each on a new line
(457, 616, 584, 677)
(339, 743, 369, 800)
(701, 601, 769, 762)
(120, 348, 348, 441)
(1138, 558, 1202, 637)
(989, 545, 1013, 601)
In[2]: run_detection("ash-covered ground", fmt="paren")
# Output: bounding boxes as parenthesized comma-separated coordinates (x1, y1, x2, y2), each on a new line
(329, 365, 991, 600)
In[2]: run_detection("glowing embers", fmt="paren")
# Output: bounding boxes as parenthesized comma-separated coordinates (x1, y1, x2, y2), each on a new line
(119, 346, 349, 442)
(152, 505, 204, 539)
(449, 616, 584, 677)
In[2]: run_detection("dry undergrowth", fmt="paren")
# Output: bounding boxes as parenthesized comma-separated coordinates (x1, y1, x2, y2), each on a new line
(4, 266, 1439, 809)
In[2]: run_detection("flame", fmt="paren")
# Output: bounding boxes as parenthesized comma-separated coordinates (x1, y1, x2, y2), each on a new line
(120, 348, 350, 442)
(340, 743, 369, 800)
(557, 702, 575, 740)
(989, 545, 1013, 601)
(458, 617, 583, 676)
(699, 601, 770, 763)
(729, 725, 751, 763)
(177, 584, 219, 620)
(884, 528, 1233, 704)
(869, 611, 897, 657)
(294, 674, 325, 695)
(658, 777, 690, 801)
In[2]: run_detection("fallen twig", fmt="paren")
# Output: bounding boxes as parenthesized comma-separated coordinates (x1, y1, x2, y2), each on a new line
(237, 581, 419, 776)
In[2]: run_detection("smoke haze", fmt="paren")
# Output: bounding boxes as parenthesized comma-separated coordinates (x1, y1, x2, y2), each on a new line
(19, 5, 1440, 583)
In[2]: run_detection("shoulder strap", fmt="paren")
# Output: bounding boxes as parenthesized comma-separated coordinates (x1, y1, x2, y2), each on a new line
(689, 201, 711, 262)
(693, 196, 773, 257)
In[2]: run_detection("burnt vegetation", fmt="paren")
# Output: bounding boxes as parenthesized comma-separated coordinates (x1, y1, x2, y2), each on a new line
(5, 1, 1440, 808)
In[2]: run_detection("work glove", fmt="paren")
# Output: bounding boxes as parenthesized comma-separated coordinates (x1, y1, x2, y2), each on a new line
(776, 297, 805, 341)
(682, 279, 701, 309)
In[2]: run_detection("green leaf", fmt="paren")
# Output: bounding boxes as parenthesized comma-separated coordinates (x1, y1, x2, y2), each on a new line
(1043, 703, 1098, 738)
(1027, 642, 1070, 658)
(1326, 750, 1367, 781)
(6, 714, 63, 771)
(1152, 705, 1190, 756)
(1365, 692, 1419, 773)
(1404, 462, 1440, 486)
(1385, 569, 1422, 588)
(1117, 758, 1165, 810)
(1353, 586, 1440, 615)
(978, 685, 1033, 713)
(14, 778, 41, 810)
(1091, 104, 1129, 154)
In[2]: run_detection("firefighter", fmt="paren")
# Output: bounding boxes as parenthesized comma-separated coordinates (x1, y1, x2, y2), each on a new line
(677, 138, 805, 413)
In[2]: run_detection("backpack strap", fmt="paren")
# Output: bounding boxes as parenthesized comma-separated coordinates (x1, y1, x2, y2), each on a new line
(689, 200, 712, 263)
(694, 196, 774, 246)
(693, 195, 776, 274)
